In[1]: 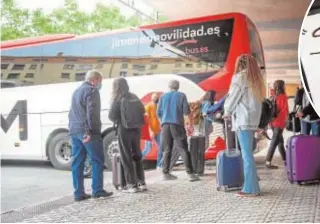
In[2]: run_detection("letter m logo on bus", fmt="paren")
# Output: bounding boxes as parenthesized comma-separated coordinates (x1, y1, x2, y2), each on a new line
(1, 100, 28, 141)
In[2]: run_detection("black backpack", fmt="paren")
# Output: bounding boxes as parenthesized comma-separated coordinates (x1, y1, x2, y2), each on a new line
(258, 96, 277, 129)
(120, 93, 145, 129)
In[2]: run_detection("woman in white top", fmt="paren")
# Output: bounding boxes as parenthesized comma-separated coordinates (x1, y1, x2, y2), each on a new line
(223, 54, 266, 197)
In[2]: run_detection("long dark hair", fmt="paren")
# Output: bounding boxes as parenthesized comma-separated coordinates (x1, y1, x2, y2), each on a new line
(111, 77, 129, 100)
(203, 90, 216, 105)
(273, 80, 285, 96)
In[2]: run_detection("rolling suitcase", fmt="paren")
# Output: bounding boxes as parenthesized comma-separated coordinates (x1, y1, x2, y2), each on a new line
(189, 135, 206, 175)
(286, 119, 320, 185)
(169, 121, 206, 171)
(216, 119, 244, 191)
(112, 153, 126, 190)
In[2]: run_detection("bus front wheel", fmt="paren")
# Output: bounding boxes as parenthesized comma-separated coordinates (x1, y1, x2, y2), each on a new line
(103, 131, 119, 171)
(48, 132, 72, 170)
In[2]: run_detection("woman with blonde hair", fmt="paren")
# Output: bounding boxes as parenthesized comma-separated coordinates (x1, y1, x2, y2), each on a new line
(223, 54, 266, 197)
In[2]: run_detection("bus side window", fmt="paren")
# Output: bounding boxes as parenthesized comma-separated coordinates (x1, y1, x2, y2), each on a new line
(0, 82, 16, 89)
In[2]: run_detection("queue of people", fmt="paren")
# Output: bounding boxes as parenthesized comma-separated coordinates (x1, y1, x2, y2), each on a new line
(67, 54, 319, 202)
(68, 71, 208, 200)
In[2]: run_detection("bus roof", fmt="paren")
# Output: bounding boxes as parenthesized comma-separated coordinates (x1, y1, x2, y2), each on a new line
(0, 34, 75, 50)
(1, 12, 246, 50)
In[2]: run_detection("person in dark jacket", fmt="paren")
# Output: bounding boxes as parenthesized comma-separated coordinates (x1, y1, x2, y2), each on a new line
(157, 80, 199, 182)
(295, 83, 312, 135)
(108, 77, 147, 193)
(296, 101, 320, 136)
(294, 83, 304, 106)
(68, 70, 113, 201)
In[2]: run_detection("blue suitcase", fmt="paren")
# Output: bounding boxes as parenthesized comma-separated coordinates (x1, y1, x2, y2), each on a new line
(216, 120, 244, 191)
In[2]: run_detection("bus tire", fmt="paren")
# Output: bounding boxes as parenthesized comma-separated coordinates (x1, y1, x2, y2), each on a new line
(103, 131, 119, 171)
(48, 132, 72, 170)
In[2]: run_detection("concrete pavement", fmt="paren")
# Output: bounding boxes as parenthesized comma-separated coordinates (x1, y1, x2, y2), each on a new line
(1, 152, 320, 223)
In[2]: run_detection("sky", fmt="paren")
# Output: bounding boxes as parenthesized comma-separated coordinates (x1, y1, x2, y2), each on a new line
(15, 0, 155, 18)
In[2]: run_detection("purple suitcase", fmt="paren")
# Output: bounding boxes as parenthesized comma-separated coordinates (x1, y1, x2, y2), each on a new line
(286, 135, 320, 184)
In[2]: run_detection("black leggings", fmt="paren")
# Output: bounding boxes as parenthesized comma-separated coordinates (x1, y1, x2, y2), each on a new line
(266, 127, 286, 163)
(118, 126, 145, 186)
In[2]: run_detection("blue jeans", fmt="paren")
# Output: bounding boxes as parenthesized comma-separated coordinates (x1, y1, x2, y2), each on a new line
(237, 130, 260, 194)
(71, 133, 105, 198)
(301, 120, 320, 136)
(142, 134, 163, 167)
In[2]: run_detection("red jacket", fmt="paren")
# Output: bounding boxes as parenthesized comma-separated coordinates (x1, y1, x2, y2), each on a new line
(270, 93, 289, 129)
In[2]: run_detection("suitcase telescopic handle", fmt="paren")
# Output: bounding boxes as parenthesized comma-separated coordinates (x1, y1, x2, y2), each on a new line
(292, 104, 301, 136)
(292, 113, 296, 136)
(224, 119, 238, 152)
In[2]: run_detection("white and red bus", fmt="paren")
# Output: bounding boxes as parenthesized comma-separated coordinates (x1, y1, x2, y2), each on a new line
(0, 12, 265, 170)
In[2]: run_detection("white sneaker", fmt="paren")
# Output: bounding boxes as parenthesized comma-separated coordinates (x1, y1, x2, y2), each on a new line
(122, 185, 138, 193)
(156, 167, 162, 172)
(138, 183, 148, 191)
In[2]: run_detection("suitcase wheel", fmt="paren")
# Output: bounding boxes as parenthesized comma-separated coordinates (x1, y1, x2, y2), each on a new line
(217, 186, 227, 192)
(297, 181, 302, 186)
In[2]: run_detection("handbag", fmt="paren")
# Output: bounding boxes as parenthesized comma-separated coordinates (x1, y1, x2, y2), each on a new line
(286, 104, 301, 133)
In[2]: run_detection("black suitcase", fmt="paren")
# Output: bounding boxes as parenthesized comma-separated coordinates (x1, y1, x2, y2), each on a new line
(189, 135, 206, 175)
(112, 154, 126, 190)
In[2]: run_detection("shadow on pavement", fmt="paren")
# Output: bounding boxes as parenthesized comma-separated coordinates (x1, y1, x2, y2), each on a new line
(1, 160, 52, 168)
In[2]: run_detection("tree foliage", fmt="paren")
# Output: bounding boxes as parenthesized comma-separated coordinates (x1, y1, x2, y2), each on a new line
(1, 0, 168, 41)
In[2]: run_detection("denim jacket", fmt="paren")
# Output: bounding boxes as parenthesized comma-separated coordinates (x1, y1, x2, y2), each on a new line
(201, 101, 213, 135)
(224, 71, 262, 131)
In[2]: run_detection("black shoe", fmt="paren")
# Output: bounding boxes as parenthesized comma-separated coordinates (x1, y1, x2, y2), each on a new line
(92, 190, 113, 199)
(74, 193, 91, 202)
(265, 163, 278, 169)
(163, 173, 178, 181)
(188, 173, 200, 182)
(84, 174, 92, 179)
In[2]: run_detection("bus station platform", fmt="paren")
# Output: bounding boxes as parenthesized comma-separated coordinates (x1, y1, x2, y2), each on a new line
(2, 141, 320, 223)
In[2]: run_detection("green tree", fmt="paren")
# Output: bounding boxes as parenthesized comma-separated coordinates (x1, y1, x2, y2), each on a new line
(89, 3, 128, 32)
(49, 0, 91, 34)
(1, 0, 32, 40)
(1, 0, 168, 41)
(31, 9, 58, 35)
